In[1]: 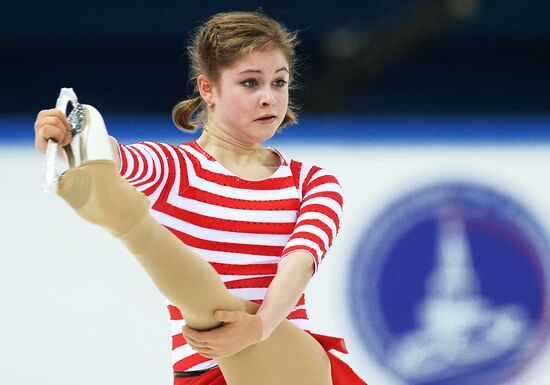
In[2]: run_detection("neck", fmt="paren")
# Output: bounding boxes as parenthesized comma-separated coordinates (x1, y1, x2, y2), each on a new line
(197, 126, 265, 160)
(195, 125, 281, 180)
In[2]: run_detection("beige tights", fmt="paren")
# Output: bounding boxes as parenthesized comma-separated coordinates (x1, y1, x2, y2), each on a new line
(57, 160, 332, 385)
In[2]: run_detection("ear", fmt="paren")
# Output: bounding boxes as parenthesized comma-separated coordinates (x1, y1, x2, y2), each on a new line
(197, 75, 214, 105)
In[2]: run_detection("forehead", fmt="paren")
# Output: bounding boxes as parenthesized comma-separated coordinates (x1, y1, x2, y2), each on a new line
(226, 48, 289, 74)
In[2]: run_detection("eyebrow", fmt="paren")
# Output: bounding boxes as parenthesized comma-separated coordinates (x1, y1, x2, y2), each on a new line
(238, 67, 289, 75)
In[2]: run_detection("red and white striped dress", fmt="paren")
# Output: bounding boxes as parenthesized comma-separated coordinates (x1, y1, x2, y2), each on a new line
(116, 139, 343, 373)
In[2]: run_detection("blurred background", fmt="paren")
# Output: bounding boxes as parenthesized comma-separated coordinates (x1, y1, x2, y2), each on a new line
(1, 1, 550, 385)
(2, 0, 550, 116)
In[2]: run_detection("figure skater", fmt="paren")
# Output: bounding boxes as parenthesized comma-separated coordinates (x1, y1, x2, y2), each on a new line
(34, 11, 367, 385)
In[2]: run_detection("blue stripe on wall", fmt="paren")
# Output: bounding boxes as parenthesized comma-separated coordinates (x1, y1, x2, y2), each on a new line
(2, 114, 550, 146)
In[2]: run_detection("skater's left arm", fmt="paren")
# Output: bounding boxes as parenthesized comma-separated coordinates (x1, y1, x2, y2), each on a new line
(256, 251, 314, 340)
(255, 165, 344, 338)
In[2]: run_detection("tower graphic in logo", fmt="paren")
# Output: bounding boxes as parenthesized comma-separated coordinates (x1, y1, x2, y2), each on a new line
(349, 183, 550, 385)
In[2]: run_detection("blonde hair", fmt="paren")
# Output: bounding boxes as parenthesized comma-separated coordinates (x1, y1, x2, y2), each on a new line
(172, 11, 299, 133)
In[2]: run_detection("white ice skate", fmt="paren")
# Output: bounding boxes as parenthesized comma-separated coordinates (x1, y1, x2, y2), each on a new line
(43, 88, 113, 193)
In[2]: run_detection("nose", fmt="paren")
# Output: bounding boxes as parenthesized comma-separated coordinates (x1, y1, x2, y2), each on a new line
(260, 86, 276, 106)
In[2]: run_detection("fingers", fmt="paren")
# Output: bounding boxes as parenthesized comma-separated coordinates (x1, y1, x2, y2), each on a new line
(187, 340, 219, 359)
(183, 327, 217, 357)
(182, 312, 256, 359)
(183, 325, 214, 346)
(182, 325, 203, 341)
(195, 349, 215, 359)
(34, 109, 73, 153)
(184, 334, 210, 349)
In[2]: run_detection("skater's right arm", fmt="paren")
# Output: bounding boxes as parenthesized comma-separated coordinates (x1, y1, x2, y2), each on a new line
(34, 109, 121, 169)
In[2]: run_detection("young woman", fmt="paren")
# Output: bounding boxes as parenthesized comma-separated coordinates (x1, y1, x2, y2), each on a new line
(34, 11, 367, 385)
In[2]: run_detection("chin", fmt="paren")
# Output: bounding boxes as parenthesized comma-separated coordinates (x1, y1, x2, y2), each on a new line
(244, 127, 277, 144)
(260, 128, 279, 143)
(250, 134, 274, 145)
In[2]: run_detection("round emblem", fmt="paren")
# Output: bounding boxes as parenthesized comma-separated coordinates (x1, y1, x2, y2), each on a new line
(349, 182, 550, 385)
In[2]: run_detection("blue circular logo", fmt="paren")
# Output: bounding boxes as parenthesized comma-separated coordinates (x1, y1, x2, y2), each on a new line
(349, 182, 550, 385)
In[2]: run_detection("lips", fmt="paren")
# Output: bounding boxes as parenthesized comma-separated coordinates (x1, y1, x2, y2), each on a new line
(255, 114, 276, 121)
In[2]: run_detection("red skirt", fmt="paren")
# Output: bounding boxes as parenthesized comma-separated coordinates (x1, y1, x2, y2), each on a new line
(173, 332, 367, 385)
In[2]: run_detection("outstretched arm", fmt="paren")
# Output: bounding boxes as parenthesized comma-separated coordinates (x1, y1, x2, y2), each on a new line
(257, 251, 313, 339)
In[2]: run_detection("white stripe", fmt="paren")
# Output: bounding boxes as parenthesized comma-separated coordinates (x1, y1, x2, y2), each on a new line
(291, 224, 330, 249)
(130, 143, 156, 183)
(168, 195, 299, 224)
(189, 247, 282, 264)
(152, 210, 293, 246)
(227, 287, 267, 300)
(220, 273, 275, 282)
(299, 163, 314, 191)
(309, 168, 331, 179)
(291, 304, 307, 312)
(186, 176, 298, 206)
(185, 360, 218, 372)
(172, 343, 196, 361)
(125, 145, 146, 183)
(123, 143, 172, 206)
(302, 196, 342, 217)
(289, 318, 309, 330)
(120, 146, 135, 179)
(183, 167, 298, 202)
(147, 144, 179, 203)
(171, 319, 185, 336)
(284, 238, 323, 259)
(296, 211, 338, 238)
(136, 143, 174, 203)
(304, 181, 342, 200)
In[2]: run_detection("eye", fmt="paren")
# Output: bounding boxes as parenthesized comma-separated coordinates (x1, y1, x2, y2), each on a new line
(273, 79, 288, 88)
(242, 79, 258, 88)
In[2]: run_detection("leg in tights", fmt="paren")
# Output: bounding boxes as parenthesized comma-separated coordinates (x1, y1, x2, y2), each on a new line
(57, 160, 332, 385)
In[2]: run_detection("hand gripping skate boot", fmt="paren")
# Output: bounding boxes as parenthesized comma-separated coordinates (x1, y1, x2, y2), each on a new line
(43, 88, 113, 193)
